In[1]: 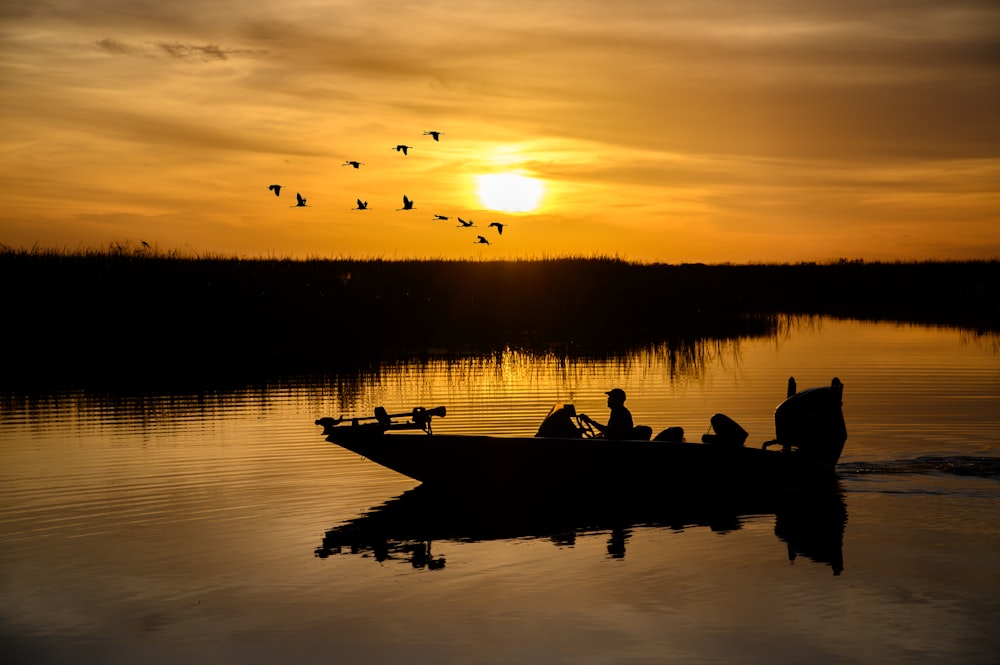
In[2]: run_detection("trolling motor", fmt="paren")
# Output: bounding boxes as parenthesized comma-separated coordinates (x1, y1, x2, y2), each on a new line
(316, 405, 447, 436)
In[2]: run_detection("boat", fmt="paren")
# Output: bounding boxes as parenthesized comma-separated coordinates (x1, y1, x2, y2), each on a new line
(315, 376, 847, 495)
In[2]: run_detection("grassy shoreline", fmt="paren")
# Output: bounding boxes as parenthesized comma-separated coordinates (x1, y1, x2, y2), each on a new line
(3, 247, 997, 386)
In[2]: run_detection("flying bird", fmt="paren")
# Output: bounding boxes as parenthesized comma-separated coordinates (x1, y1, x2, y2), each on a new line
(475, 235, 491, 246)
(397, 195, 414, 210)
(294, 193, 308, 207)
(488, 222, 507, 235)
(456, 217, 474, 227)
(393, 145, 413, 155)
(423, 131, 443, 141)
(433, 214, 450, 221)
(342, 160, 364, 169)
(268, 184, 282, 197)
(353, 199, 368, 210)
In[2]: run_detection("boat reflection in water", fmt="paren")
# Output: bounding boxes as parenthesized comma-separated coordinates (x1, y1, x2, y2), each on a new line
(316, 484, 848, 575)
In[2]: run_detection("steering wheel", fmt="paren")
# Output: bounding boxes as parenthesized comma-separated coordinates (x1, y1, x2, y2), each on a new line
(576, 414, 597, 439)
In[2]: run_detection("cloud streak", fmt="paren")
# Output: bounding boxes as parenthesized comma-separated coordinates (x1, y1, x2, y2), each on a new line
(96, 37, 258, 61)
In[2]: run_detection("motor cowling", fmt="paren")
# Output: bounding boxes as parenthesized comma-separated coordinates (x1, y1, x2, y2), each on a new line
(773, 378, 847, 468)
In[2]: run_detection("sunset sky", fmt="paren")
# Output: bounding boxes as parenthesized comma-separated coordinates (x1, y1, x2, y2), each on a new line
(2, 0, 998, 263)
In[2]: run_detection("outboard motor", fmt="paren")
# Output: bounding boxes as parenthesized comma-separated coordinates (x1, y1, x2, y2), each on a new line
(770, 377, 847, 468)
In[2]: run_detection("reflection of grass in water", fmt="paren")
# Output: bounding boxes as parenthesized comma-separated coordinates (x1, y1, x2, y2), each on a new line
(0, 338, 745, 422)
(2, 244, 997, 386)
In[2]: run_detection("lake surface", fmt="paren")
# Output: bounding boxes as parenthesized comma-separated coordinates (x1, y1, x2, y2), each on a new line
(2, 318, 999, 664)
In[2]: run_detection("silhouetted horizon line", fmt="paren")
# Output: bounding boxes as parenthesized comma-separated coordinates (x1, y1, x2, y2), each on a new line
(2, 242, 997, 267)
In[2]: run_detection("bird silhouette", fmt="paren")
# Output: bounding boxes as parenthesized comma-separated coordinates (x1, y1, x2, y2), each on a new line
(488, 222, 507, 235)
(457, 217, 474, 227)
(294, 193, 308, 207)
(140, 240, 150, 248)
(433, 214, 450, 221)
(343, 160, 364, 169)
(397, 195, 414, 210)
(475, 235, 491, 246)
(423, 131, 443, 141)
(268, 184, 282, 197)
(353, 199, 368, 210)
(393, 145, 413, 155)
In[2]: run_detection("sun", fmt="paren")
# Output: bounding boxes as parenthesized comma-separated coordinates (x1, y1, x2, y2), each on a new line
(475, 173, 544, 212)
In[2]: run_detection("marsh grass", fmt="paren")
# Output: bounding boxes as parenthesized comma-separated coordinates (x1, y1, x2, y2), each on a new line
(2, 243, 997, 386)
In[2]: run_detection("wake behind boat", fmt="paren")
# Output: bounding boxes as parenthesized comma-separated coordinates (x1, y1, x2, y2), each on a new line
(315, 377, 847, 494)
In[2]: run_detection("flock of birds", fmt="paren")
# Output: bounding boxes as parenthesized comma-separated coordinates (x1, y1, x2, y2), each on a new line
(267, 130, 507, 247)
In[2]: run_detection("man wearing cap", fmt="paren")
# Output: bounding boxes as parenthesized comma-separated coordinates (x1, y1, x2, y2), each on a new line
(580, 388, 634, 440)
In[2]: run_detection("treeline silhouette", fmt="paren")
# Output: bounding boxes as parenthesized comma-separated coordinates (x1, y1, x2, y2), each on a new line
(2, 246, 996, 385)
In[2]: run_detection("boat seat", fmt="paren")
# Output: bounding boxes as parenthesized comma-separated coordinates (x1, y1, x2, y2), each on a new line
(374, 406, 393, 427)
(701, 413, 748, 446)
(631, 425, 653, 441)
(654, 426, 684, 442)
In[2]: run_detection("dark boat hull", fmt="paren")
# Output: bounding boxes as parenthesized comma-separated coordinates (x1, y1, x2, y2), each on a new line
(325, 430, 837, 494)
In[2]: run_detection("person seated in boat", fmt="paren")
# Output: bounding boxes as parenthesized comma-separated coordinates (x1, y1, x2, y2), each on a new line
(580, 388, 650, 440)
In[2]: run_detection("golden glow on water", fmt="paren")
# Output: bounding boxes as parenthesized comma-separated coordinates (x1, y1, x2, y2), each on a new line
(1, 319, 998, 662)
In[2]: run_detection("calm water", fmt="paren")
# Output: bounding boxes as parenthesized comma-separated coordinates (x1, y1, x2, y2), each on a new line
(2, 318, 999, 664)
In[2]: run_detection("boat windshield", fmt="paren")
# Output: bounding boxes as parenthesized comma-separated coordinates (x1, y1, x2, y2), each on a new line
(535, 403, 582, 438)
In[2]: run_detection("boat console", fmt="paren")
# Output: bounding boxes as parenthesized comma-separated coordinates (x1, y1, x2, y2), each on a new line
(535, 403, 585, 438)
